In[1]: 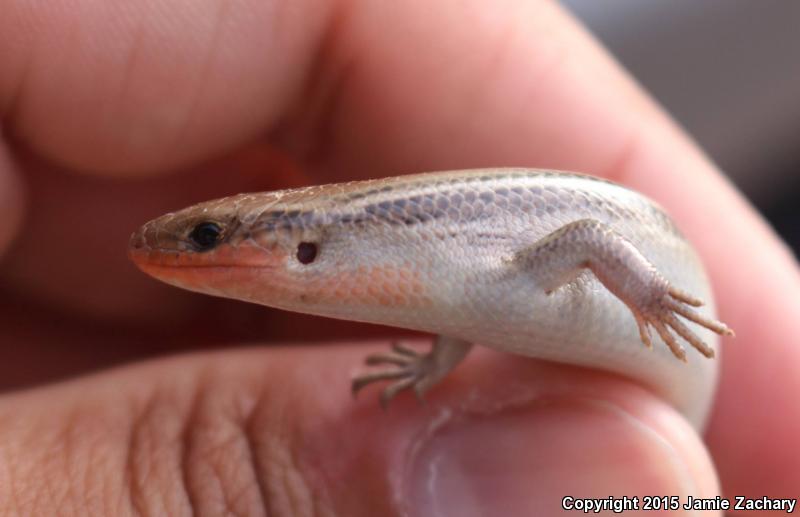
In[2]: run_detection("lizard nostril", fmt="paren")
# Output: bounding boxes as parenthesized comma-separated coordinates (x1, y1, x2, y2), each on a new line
(129, 229, 146, 250)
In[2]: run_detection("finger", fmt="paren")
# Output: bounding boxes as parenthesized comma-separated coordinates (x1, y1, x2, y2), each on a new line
(0, 0, 332, 175)
(0, 344, 720, 516)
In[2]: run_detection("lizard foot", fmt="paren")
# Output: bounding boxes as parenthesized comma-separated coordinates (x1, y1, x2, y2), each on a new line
(351, 342, 435, 408)
(631, 285, 735, 361)
(351, 337, 473, 408)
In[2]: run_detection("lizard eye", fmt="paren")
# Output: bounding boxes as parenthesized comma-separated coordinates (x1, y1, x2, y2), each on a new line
(296, 242, 318, 264)
(188, 222, 223, 251)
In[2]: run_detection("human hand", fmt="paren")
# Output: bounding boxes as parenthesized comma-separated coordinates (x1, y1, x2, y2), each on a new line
(1, 1, 798, 515)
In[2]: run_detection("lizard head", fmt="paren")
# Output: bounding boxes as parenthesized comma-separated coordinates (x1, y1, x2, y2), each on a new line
(129, 188, 327, 302)
(128, 185, 429, 317)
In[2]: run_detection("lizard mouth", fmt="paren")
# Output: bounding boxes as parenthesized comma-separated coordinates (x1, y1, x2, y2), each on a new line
(128, 244, 284, 297)
(128, 240, 284, 276)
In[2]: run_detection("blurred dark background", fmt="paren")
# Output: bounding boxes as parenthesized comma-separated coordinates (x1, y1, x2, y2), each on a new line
(564, 0, 800, 255)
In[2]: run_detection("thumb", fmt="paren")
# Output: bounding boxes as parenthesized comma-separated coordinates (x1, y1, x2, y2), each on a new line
(0, 344, 720, 516)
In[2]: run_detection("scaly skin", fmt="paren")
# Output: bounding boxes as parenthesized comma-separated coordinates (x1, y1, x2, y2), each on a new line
(129, 168, 733, 429)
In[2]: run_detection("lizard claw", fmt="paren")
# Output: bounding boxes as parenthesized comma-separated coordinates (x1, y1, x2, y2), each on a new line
(631, 285, 734, 360)
(352, 341, 437, 408)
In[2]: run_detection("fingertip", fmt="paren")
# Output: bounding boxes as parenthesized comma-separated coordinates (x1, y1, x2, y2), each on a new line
(404, 397, 720, 516)
(336, 346, 721, 515)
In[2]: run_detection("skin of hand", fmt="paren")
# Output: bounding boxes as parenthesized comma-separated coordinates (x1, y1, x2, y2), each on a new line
(1, 0, 799, 515)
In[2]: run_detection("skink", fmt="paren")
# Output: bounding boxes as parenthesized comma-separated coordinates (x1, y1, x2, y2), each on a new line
(128, 168, 733, 429)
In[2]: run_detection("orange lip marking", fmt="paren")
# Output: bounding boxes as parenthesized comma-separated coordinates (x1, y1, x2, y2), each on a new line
(129, 243, 287, 290)
(129, 243, 283, 269)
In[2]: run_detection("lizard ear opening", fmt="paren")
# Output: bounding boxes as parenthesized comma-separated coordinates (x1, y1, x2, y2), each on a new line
(296, 242, 318, 264)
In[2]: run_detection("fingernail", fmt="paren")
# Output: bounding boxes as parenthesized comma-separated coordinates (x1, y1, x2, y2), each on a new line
(404, 398, 711, 516)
